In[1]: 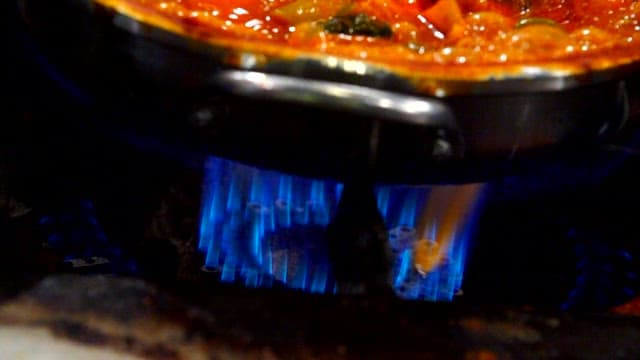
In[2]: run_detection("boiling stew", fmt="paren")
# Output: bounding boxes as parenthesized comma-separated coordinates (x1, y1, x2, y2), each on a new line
(96, 0, 640, 81)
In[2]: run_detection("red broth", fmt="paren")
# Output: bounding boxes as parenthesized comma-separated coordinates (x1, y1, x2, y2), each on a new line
(97, 0, 640, 85)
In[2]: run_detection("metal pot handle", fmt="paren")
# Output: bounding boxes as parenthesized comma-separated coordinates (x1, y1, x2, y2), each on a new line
(214, 70, 459, 131)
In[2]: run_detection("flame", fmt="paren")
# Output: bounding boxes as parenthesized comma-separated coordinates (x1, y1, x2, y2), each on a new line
(198, 156, 340, 292)
(198, 156, 485, 300)
(414, 183, 484, 275)
(384, 183, 485, 300)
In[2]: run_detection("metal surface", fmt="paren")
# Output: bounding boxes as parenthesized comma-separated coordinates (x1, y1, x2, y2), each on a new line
(215, 71, 458, 130)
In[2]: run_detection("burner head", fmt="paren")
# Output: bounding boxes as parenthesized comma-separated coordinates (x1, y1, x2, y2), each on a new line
(197, 156, 485, 301)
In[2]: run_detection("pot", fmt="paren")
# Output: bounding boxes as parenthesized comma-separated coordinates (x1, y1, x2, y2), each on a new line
(15, 0, 639, 184)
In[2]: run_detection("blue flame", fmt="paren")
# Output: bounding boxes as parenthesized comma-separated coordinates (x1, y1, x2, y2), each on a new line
(382, 187, 429, 228)
(397, 190, 421, 227)
(376, 187, 391, 219)
(198, 156, 340, 293)
(376, 184, 483, 301)
(199, 156, 484, 301)
(394, 249, 413, 288)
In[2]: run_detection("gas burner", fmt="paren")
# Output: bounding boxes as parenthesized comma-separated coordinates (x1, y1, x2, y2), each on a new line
(197, 155, 485, 300)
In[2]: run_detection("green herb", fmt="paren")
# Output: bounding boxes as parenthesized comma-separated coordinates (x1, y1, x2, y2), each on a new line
(324, 13, 392, 38)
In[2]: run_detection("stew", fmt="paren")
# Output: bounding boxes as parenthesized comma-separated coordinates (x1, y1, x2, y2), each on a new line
(96, 0, 640, 80)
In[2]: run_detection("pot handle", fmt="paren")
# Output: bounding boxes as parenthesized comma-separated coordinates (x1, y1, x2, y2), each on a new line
(214, 70, 459, 132)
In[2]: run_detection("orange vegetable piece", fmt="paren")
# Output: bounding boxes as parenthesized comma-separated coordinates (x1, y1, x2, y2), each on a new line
(421, 0, 466, 39)
(458, 0, 518, 16)
(354, 0, 422, 22)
